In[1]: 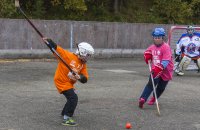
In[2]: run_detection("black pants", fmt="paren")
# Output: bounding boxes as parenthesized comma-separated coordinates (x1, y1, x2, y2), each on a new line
(140, 76, 169, 101)
(61, 88, 78, 117)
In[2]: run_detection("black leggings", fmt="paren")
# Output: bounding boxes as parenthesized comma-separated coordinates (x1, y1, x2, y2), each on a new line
(140, 76, 169, 101)
(61, 88, 78, 117)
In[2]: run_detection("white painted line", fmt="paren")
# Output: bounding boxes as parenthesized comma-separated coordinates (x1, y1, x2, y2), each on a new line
(103, 69, 137, 74)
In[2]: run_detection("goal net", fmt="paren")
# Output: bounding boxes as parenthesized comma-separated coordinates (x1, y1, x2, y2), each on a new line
(168, 26, 200, 70)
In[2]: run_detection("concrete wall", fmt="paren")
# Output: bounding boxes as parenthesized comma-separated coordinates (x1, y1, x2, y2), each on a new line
(0, 18, 171, 50)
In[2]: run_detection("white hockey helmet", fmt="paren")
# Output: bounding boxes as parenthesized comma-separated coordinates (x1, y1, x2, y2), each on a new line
(186, 25, 195, 36)
(76, 42, 94, 62)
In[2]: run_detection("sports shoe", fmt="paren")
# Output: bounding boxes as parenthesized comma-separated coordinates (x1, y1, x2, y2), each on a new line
(61, 118, 78, 126)
(139, 98, 145, 109)
(148, 97, 155, 105)
(175, 69, 184, 76)
(176, 71, 184, 76)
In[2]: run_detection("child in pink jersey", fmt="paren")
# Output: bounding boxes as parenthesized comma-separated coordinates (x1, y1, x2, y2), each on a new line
(139, 27, 174, 108)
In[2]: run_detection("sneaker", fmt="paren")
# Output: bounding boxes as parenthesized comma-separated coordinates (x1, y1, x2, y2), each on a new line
(176, 71, 184, 76)
(148, 97, 155, 105)
(175, 69, 184, 76)
(139, 98, 145, 109)
(61, 118, 78, 126)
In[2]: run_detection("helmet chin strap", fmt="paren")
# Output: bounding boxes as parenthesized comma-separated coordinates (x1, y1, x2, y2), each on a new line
(154, 42, 164, 47)
(78, 55, 87, 63)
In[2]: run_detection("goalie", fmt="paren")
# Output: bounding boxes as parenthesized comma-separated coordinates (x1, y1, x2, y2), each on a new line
(174, 25, 200, 76)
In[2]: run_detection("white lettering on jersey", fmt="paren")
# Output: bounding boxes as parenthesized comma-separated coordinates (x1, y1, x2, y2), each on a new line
(70, 60, 83, 73)
(152, 50, 161, 65)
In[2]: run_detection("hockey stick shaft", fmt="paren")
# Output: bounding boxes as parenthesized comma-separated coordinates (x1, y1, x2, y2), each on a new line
(18, 7, 44, 38)
(15, 1, 75, 74)
(148, 61, 161, 116)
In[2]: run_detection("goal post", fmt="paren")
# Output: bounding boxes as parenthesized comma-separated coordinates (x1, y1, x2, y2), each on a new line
(168, 26, 200, 50)
(168, 26, 200, 70)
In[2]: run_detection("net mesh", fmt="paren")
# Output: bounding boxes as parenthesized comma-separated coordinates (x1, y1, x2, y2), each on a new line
(168, 26, 200, 70)
(168, 26, 200, 50)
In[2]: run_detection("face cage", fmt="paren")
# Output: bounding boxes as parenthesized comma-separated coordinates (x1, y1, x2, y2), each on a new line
(187, 29, 195, 35)
(79, 54, 91, 62)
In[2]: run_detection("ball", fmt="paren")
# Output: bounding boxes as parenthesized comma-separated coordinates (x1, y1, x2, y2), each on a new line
(125, 122, 132, 129)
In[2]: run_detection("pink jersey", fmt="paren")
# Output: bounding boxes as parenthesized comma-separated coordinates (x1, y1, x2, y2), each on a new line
(146, 42, 174, 81)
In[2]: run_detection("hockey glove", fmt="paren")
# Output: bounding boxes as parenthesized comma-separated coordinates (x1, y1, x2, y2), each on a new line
(42, 38, 57, 52)
(151, 64, 164, 79)
(144, 50, 152, 64)
(78, 74, 88, 83)
(67, 72, 80, 81)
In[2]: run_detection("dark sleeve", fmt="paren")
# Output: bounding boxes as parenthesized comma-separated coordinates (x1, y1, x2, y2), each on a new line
(78, 74, 88, 83)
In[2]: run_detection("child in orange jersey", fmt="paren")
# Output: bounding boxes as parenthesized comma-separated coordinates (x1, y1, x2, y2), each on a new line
(43, 38, 94, 126)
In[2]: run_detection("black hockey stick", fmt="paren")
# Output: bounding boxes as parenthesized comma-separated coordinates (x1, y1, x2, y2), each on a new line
(15, 0, 76, 75)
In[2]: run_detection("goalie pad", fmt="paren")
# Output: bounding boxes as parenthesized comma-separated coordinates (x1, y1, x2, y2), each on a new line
(196, 58, 200, 69)
(178, 56, 191, 71)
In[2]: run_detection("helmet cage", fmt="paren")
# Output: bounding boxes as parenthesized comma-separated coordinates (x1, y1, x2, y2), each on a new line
(187, 26, 195, 36)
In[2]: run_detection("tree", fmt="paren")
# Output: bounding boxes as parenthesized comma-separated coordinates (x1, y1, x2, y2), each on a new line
(51, 0, 87, 11)
(150, 0, 193, 24)
(190, 0, 200, 21)
(32, 0, 46, 18)
(0, 0, 16, 17)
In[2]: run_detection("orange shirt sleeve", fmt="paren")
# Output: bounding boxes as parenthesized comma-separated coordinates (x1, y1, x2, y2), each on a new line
(53, 46, 70, 61)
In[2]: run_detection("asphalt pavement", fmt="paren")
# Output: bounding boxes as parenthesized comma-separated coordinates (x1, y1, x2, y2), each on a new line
(0, 58, 200, 130)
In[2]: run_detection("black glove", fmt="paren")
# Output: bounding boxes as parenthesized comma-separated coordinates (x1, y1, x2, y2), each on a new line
(46, 39, 57, 51)
(78, 74, 87, 83)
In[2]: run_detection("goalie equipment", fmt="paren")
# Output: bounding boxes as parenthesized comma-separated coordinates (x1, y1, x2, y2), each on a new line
(178, 55, 191, 72)
(196, 58, 200, 69)
(186, 25, 195, 36)
(174, 53, 181, 62)
(76, 42, 94, 62)
(175, 68, 184, 76)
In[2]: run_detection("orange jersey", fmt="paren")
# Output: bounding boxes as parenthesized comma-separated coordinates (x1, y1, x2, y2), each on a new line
(53, 46, 88, 93)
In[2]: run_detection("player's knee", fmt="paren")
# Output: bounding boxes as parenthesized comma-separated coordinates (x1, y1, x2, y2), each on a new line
(179, 56, 191, 70)
(72, 94, 78, 103)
